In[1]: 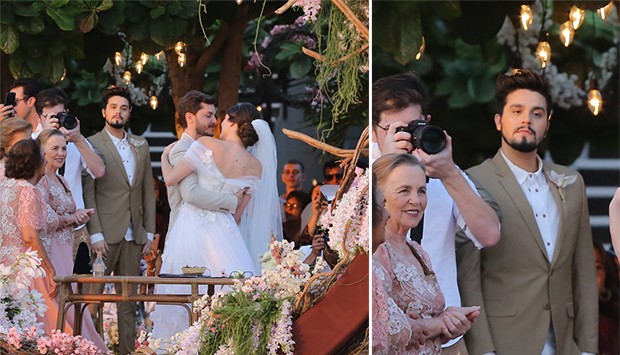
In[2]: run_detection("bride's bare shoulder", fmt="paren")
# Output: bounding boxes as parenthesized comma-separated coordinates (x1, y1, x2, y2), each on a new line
(196, 136, 219, 148)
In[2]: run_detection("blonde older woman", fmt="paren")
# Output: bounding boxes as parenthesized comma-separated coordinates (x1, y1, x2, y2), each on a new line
(372, 153, 480, 354)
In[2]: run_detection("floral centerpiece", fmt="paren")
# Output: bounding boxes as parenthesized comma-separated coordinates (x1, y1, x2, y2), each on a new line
(142, 239, 325, 355)
(0, 249, 104, 354)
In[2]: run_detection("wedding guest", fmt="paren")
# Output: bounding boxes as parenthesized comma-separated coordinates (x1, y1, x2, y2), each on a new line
(322, 160, 343, 185)
(83, 86, 156, 355)
(35, 129, 107, 350)
(0, 79, 45, 132)
(299, 184, 326, 247)
(0, 117, 32, 181)
(144, 175, 171, 277)
(282, 190, 311, 246)
(593, 242, 619, 355)
(372, 153, 479, 354)
(280, 159, 305, 199)
(0, 139, 63, 334)
(458, 69, 598, 354)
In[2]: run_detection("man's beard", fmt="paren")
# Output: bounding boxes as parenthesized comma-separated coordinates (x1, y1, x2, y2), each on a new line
(501, 132, 539, 153)
(196, 123, 215, 137)
(106, 118, 125, 129)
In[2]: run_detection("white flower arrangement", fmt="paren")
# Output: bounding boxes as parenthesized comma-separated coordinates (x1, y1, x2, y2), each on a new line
(319, 169, 369, 259)
(145, 238, 322, 355)
(548, 170, 577, 203)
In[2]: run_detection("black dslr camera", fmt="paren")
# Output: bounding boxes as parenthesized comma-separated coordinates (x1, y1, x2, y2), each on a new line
(396, 119, 446, 154)
(54, 112, 78, 130)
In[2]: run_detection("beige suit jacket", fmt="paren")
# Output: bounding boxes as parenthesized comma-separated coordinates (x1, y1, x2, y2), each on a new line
(83, 130, 155, 245)
(458, 151, 598, 355)
(166, 133, 236, 227)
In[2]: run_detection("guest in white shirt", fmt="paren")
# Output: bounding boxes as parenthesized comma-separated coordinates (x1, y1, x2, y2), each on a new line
(0, 78, 44, 134)
(372, 73, 501, 354)
(458, 68, 598, 355)
(35, 88, 105, 259)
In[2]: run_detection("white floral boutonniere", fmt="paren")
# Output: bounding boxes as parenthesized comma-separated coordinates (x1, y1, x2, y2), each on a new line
(128, 137, 145, 148)
(549, 170, 577, 203)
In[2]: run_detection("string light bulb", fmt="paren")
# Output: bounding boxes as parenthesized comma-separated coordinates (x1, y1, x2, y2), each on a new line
(174, 41, 185, 55)
(535, 40, 551, 69)
(60, 68, 66, 81)
(569, 5, 585, 30)
(587, 78, 603, 116)
(114, 52, 123, 66)
(122, 71, 131, 85)
(559, 21, 575, 47)
(155, 51, 164, 60)
(256, 105, 262, 112)
(178, 53, 186, 67)
(150, 96, 158, 110)
(520, 5, 534, 31)
(236, 0, 243, 4)
(140, 53, 149, 65)
(135, 62, 143, 74)
(415, 36, 425, 60)
(598, 2, 614, 20)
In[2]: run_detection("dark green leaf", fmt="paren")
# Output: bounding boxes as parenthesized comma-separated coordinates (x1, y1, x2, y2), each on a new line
(10, 59, 34, 79)
(0, 25, 19, 54)
(1, 8, 15, 25)
(167, 2, 183, 16)
(27, 55, 45, 73)
(150, 16, 187, 46)
(17, 16, 45, 34)
(150, 6, 166, 20)
(429, 1, 461, 19)
(126, 21, 150, 42)
(96, 0, 113, 12)
(289, 56, 312, 79)
(139, 0, 157, 9)
(50, 0, 70, 8)
(46, 6, 76, 31)
(49, 56, 65, 82)
(448, 88, 474, 108)
(376, 7, 422, 65)
(13, 4, 41, 17)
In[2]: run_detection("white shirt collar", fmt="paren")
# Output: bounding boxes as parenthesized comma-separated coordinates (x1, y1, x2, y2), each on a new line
(500, 150, 545, 186)
(104, 127, 127, 145)
(181, 132, 195, 142)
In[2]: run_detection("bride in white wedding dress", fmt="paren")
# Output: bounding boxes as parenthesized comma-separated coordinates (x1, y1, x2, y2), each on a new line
(150, 103, 282, 339)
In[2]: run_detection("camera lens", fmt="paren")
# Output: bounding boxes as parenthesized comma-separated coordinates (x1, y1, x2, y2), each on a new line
(415, 125, 446, 154)
(57, 112, 78, 130)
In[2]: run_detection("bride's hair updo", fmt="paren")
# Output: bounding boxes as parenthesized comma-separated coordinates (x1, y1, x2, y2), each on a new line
(227, 103, 260, 148)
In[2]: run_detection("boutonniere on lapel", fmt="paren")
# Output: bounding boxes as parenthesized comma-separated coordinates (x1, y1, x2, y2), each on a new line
(548, 170, 577, 203)
(128, 137, 145, 148)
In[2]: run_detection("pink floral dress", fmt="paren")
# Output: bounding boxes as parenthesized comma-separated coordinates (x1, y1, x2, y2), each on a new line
(372, 240, 445, 354)
(36, 174, 108, 351)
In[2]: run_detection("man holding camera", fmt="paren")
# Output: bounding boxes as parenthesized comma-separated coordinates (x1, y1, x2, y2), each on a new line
(35, 87, 105, 258)
(372, 73, 501, 355)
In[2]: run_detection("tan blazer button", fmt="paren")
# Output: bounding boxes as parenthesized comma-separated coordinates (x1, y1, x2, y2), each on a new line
(543, 304, 550, 310)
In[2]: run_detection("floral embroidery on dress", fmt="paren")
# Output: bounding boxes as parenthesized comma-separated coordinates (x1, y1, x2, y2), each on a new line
(37, 175, 75, 252)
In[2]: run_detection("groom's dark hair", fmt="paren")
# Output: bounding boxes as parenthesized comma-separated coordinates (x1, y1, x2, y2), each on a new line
(178, 90, 216, 129)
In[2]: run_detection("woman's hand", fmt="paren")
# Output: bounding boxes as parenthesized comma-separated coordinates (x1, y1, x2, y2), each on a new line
(438, 306, 478, 341)
(72, 208, 93, 225)
(310, 233, 326, 257)
(46, 268, 58, 298)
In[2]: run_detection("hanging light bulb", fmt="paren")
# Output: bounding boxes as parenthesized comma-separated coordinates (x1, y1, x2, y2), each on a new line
(235, 0, 243, 4)
(140, 53, 149, 65)
(559, 21, 575, 47)
(535, 40, 551, 69)
(114, 52, 123, 66)
(155, 51, 164, 60)
(569, 5, 585, 30)
(256, 105, 262, 112)
(598, 2, 614, 20)
(587, 78, 603, 115)
(122, 71, 131, 85)
(174, 41, 185, 55)
(150, 96, 158, 110)
(415, 36, 425, 60)
(135, 62, 143, 74)
(520, 5, 534, 31)
(178, 53, 186, 67)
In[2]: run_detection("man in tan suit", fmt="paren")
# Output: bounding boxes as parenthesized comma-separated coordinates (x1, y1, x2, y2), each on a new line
(166, 90, 240, 227)
(457, 69, 598, 355)
(83, 86, 155, 355)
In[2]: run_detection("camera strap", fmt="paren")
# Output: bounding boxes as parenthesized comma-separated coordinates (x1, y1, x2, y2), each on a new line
(58, 162, 65, 176)
(409, 215, 424, 244)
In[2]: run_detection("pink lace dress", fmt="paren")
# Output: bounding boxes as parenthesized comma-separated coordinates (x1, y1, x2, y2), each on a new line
(37, 174, 107, 351)
(0, 178, 64, 333)
(372, 240, 445, 354)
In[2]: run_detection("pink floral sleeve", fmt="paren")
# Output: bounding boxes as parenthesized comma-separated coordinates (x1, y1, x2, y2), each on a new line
(372, 247, 413, 353)
(16, 183, 46, 232)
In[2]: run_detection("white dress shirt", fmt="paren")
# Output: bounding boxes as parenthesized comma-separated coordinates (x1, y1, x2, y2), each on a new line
(64, 142, 95, 210)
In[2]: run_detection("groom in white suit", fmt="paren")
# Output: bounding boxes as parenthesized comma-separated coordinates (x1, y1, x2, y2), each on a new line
(166, 91, 244, 228)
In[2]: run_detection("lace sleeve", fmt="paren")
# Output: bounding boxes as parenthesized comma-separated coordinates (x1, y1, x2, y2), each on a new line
(372, 249, 412, 353)
(17, 184, 47, 232)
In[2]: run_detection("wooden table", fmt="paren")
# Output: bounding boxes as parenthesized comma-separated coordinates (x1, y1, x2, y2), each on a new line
(53, 275, 236, 337)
